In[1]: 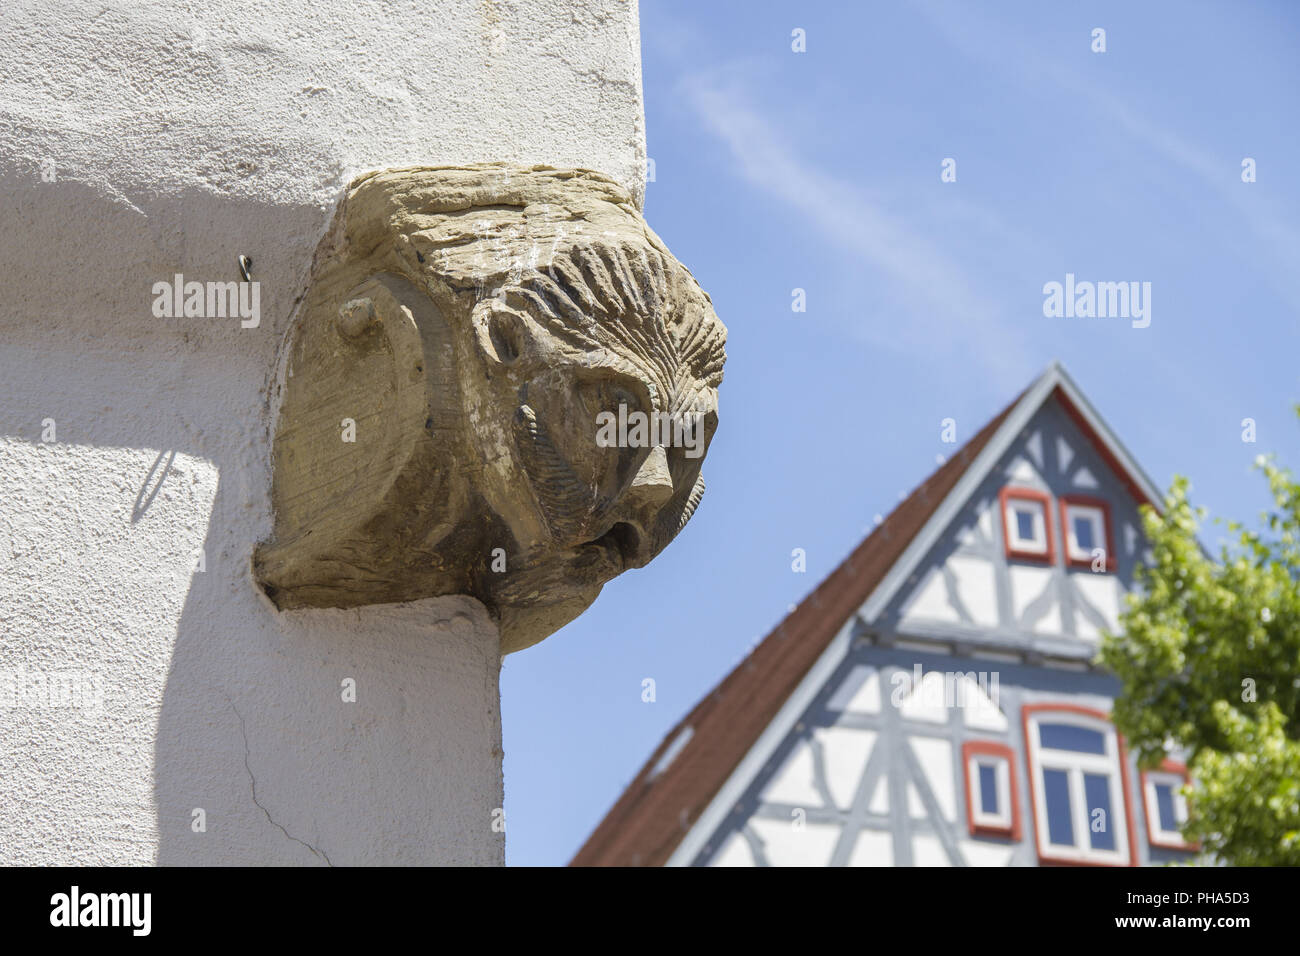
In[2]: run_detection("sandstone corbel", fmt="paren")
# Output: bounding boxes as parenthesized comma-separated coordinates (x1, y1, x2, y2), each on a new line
(254, 164, 727, 653)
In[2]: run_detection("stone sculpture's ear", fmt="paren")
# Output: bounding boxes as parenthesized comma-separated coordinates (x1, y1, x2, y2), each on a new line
(335, 275, 421, 345)
(254, 271, 458, 609)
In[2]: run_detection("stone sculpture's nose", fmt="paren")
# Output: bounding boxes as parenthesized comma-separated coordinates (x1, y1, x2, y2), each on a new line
(627, 445, 675, 510)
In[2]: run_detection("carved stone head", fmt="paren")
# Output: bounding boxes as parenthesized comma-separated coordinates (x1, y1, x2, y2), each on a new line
(254, 165, 726, 652)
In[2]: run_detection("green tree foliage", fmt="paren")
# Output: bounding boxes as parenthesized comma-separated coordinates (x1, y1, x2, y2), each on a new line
(1099, 414, 1300, 865)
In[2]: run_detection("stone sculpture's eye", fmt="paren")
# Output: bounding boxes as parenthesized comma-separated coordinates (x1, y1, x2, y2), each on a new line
(576, 378, 644, 424)
(576, 380, 607, 420)
(611, 386, 641, 418)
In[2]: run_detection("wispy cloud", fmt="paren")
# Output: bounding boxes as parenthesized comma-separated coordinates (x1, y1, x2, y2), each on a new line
(912, 0, 1300, 312)
(676, 68, 1032, 385)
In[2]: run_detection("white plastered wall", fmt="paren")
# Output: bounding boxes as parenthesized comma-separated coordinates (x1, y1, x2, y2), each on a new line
(0, 0, 646, 865)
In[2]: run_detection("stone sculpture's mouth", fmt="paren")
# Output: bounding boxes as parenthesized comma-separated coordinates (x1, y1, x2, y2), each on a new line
(587, 521, 642, 570)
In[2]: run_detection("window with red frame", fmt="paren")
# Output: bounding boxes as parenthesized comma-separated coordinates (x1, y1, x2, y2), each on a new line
(962, 740, 1020, 840)
(1023, 704, 1135, 865)
(1142, 760, 1195, 850)
(1059, 494, 1116, 571)
(999, 486, 1054, 563)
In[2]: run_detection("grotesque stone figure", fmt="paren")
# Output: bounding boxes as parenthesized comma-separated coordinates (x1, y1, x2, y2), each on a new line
(254, 164, 727, 653)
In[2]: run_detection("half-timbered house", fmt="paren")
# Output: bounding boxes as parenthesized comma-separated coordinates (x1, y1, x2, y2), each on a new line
(573, 362, 1195, 867)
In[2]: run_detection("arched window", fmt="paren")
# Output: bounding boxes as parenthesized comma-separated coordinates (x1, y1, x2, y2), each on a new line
(1022, 704, 1136, 865)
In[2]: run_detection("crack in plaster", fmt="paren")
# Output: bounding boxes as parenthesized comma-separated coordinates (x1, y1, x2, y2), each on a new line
(231, 701, 334, 866)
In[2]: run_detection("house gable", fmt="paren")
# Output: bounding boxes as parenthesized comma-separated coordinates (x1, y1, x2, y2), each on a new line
(881, 392, 1150, 659)
(571, 362, 1170, 868)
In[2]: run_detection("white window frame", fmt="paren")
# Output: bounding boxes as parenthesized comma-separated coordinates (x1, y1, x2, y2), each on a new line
(1143, 770, 1191, 849)
(967, 753, 1012, 831)
(1005, 498, 1048, 555)
(1025, 708, 1131, 865)
(1063, 502, 1107, 564)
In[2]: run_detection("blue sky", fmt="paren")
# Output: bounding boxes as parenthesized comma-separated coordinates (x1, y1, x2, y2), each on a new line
(501, 0, 1300, 866)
